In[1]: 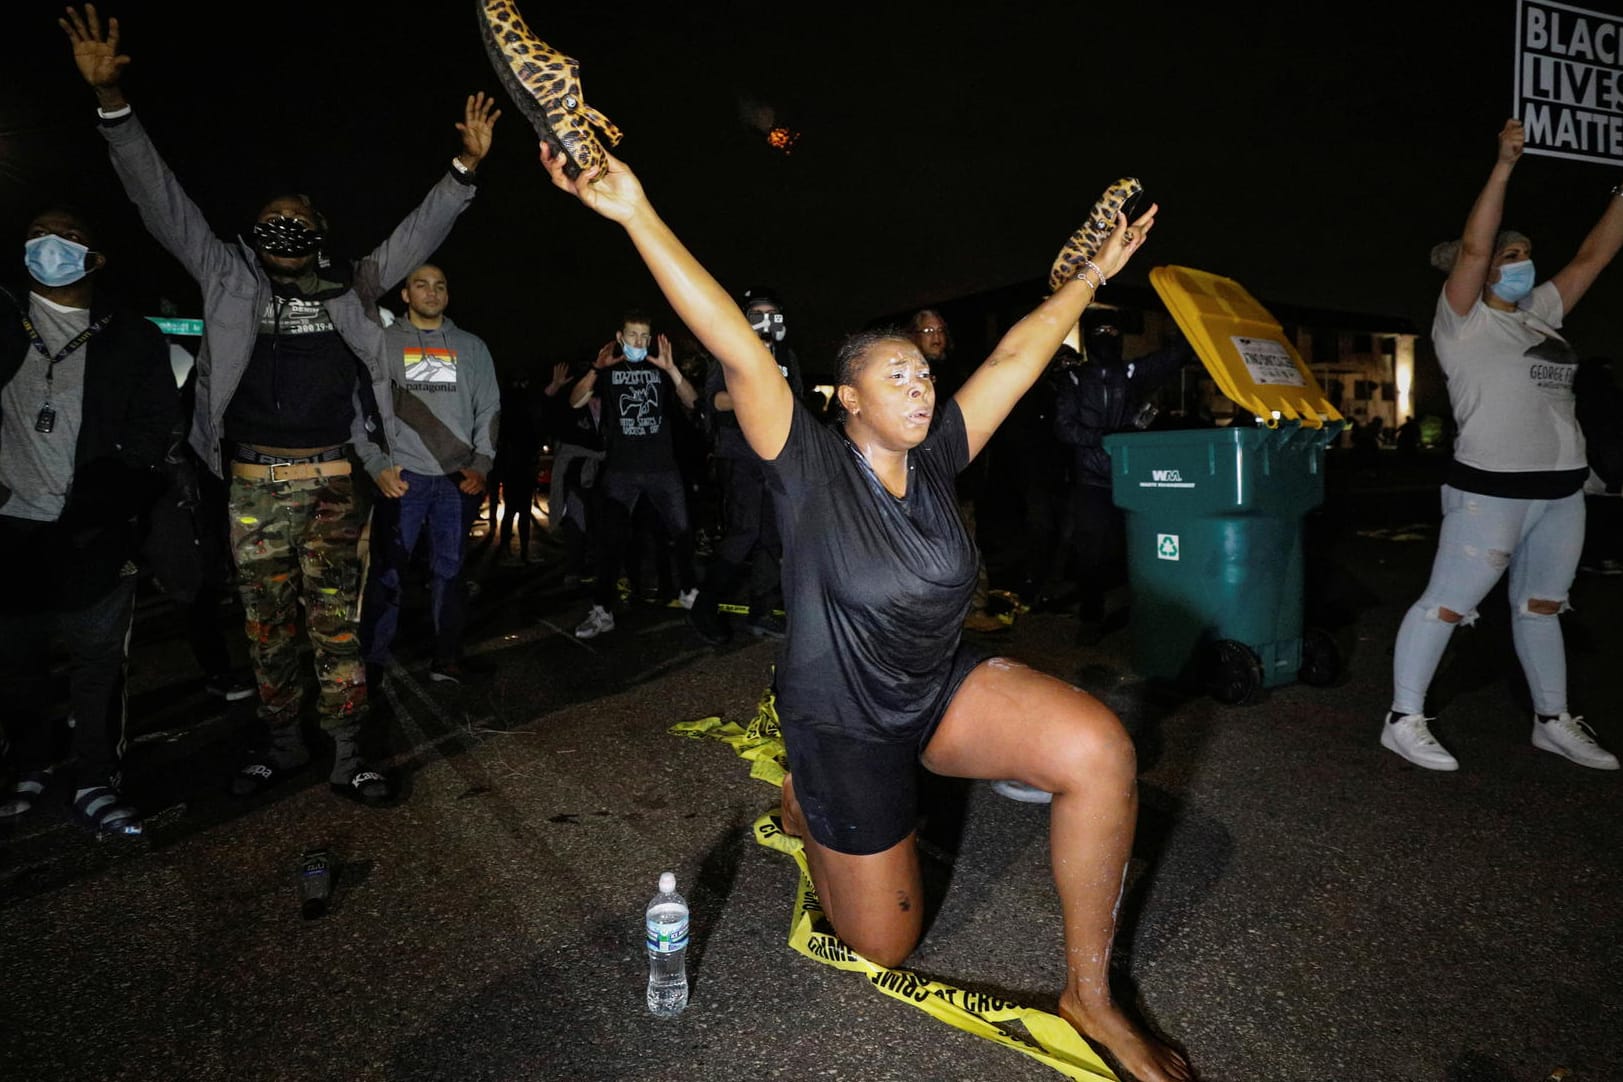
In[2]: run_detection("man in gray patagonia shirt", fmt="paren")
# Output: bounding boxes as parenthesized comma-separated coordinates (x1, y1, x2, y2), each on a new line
(363, 263, 501, 686)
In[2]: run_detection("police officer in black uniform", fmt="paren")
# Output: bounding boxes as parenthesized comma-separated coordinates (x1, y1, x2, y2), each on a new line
(688, 288, 804, 644)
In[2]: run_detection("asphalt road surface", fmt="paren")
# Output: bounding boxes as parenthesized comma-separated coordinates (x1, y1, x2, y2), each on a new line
(3, 448, 1619, 1082)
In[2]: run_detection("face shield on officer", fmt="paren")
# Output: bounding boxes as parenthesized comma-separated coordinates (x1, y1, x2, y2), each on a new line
(742, 287, 787, 344)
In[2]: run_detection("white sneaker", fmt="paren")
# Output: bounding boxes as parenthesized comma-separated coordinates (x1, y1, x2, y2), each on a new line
(1531, 713, 1620, 770)
(991, 779, 1054, 804)
(574, 605, 614, 639)
(1380, 711, 1459, 771)
(677, 588, 699, 610)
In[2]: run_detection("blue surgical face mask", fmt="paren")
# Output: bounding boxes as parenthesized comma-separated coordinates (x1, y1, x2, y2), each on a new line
(24, 234, 94, 287)
(1489, 259, 1536, 303)
(622, 344, 648, 362)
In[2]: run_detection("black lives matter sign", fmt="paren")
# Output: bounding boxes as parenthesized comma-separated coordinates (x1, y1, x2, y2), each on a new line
(1516, 0, 1623, 164)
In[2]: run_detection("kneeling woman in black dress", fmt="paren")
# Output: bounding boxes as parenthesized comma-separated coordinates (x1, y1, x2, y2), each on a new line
(540, 145, 1188, 1082)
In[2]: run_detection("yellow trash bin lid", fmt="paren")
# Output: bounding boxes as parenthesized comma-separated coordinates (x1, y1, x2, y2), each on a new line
(1149, 265, 1343, 429)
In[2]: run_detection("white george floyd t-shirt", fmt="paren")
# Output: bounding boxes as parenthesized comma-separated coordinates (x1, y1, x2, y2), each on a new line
(1432, 281, 1585, 476)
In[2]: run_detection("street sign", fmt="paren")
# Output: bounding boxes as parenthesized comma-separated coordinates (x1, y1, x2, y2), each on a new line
(147, 316, 203, 336)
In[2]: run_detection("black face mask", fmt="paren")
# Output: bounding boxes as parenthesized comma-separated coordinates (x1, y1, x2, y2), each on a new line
(251, 215, 324, 257)
(1085, 329, 1123, 367)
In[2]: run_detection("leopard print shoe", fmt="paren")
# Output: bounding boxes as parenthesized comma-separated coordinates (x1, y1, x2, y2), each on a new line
(478, 0, 623, 180)
(1048, 177, 1142, 292)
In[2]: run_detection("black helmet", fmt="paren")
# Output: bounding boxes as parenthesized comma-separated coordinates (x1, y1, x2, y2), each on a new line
(740, 286, 783, 313)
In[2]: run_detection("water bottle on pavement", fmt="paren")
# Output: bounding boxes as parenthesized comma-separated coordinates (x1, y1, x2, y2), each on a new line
(299, 848, 333, 920)
(645, 871, 689, 1017)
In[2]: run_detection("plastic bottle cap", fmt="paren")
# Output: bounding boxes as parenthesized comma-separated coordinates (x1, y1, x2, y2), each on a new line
(658, 871, 676, 893)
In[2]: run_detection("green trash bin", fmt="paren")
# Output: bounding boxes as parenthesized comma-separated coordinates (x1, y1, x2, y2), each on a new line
(1103, 421, 1343, 703)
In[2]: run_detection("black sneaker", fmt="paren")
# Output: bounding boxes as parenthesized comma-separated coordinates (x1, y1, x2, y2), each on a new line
(205, 672, 256, 702)
(428, 660, 465, 685)
(688, 601, 731, 646)
(745, 612, 787, 639)
(430, 655, 496, 684)
(431, 652, 493, 684)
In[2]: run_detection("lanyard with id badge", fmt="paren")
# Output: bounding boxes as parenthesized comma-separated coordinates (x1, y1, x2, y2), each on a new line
(19, 309, 112, 433)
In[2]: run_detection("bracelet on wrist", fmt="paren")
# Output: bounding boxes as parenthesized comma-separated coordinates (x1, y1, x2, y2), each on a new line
(1080, 259, 1108, 288)
(451, 156, 474, 176)
(96, 103, 132, 120)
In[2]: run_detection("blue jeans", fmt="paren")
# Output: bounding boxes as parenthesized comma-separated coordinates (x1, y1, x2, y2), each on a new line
(365, 471, 479, 665)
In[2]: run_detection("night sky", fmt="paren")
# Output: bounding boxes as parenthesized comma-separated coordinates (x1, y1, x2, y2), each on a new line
(6, 0, 1623, 379)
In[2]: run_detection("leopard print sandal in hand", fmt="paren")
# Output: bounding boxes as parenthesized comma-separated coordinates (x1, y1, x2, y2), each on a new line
(1048, 177, 1143, 292)
(478, 0, 623, 180)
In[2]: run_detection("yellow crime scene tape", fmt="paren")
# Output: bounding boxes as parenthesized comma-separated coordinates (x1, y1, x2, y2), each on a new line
(670, 687, 1118, 1081)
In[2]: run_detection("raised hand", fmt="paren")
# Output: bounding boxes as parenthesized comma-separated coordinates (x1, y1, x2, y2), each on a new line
(1091, 202, 1159, 282)
(456, 92, 501, 170)
(60, 4, 129, 93)
(1498, 118, 1525, 166)
(539, 144, 649, 225)
(545, 360, 571, 394)
(592, 340, 617, 369)
(648, 334, 675, 373)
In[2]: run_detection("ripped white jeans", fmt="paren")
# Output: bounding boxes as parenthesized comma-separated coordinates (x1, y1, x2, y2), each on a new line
(1391, 485, 1584, 717)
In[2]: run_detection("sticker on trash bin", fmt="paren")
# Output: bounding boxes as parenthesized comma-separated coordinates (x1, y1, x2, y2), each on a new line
(1156, 534, 1180, 561)
(1231, 336, 1306, 387)
(1137, 468, 1195, 489)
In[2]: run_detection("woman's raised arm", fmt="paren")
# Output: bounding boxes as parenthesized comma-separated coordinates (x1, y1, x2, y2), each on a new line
(540, 145, 795, 459)
(955, 203, 1156, 460)
(1444, 120, 1521, 318)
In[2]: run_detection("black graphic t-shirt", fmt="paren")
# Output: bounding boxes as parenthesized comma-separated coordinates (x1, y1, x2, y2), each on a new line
(763, 398, 978, 742)
(592, 358, 678, 474)
(224, 295, 360, 447)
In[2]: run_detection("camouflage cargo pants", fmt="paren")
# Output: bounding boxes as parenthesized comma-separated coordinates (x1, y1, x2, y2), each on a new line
(228, 471, 369, 732)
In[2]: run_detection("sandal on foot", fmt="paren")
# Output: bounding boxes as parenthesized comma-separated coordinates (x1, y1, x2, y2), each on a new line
(0, 766, 57, 819)
(71, 785, 143, 838)
(330, 768, 397, 807)
(478, 0, 622, 180)
(230, 753, 310, 799)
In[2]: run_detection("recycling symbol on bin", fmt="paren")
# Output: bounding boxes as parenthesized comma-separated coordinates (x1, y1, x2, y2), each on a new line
(1156, 533, 1180, 561)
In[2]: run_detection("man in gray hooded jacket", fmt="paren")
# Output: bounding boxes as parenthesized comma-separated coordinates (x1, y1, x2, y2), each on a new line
(62, 4, 498, 805)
